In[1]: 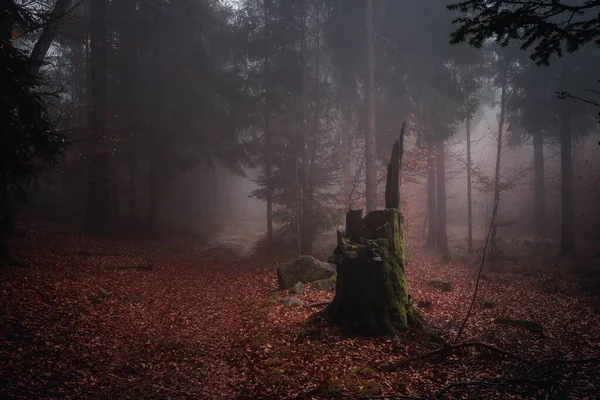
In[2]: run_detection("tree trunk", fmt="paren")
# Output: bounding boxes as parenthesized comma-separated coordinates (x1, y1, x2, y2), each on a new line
(425, 143, 437, 248)
(112, 154, 120, 225)
(364, 0, 377, 212)
(29, 0, 73, 75)
(320, 141, 418, 336)
(263, 0, 273, 253)
(466, 117, 473, 252)
(148, 5, 163, 234)
(86, 0, 110, 235)
(533, 131, 545, 234)
(129, 143, 136, 235)
(300, 0, 313, 255)
(435, 138, 448, 252)
(490, 65, 508, 257)
(560, 104, 574, 255)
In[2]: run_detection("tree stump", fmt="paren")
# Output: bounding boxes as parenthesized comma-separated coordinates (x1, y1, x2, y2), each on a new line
(320, 208, 418, 336)
(319, 125, 419, 336)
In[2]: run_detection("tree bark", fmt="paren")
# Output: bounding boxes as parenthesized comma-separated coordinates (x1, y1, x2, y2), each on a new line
(364, 0, 377, 212)
(263, 0, 273, 253)
(490, 64, 508, 257)
(436, 138, 448, 251)
(86, 0, 110, 235)
(148, 4, 163, 234)
(533, 131, 545, 233)
(466, 117, 473, 253)
(129, 143, 136, 234)
(318, 139, 419, 337)
(426, 142, 437, 248)
(560, 104, 574, 255)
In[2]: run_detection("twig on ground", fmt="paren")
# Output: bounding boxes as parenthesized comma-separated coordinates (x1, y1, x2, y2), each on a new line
(411, 341, 529, 364)
(306, 301, 330, 307)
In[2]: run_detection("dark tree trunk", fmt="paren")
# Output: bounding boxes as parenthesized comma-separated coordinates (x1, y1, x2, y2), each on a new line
(321, 209, 418, 336)
(466, 117, 473, 253)
(435, 138, 448, 252)
(533, 131, 546, 233)
(263, 0, 273, 254)
(490, 64, 508, 257)
(560, 105, 574, 255)
(425, 143, 437, 248)
(299, 0, 310, 255)
(112, 155, 120, 225)
(129, 143, 136, 235)
(86, 0, 110, 235)
(320, 139, 418, 336)
(148, 5, 163, 234)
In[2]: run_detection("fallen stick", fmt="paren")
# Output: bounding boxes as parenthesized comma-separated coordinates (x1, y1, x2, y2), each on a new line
(387, 341, 529, 371)
(306, 301, 330, 308)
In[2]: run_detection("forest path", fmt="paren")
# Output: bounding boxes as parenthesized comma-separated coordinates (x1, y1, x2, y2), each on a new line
(199, 216, 266, 257)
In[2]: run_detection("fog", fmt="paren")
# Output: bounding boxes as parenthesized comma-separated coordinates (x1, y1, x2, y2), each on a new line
(3, 0, 600, 398)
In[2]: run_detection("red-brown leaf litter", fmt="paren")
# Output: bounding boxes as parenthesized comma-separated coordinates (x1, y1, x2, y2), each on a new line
(1, 226, 599, 399)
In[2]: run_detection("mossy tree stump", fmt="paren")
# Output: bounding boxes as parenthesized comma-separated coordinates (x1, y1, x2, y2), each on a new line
(319, 126, 419, 337)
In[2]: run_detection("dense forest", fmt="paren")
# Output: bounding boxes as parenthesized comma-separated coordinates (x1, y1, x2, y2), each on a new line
(1, 0, 599, 399)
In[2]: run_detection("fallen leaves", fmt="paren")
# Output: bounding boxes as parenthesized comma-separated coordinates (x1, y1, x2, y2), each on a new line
(0, 229, 599, 399)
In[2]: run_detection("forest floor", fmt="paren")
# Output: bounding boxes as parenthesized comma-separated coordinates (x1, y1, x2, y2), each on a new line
(1, 220, 599, 399)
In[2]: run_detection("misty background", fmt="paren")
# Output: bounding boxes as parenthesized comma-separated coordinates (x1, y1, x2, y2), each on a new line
(7, 0, 600, 257)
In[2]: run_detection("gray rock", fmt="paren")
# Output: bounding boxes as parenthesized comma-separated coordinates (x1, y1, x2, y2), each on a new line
(290, 281, 305, 295)
(280, 297, 303, 307)
(277, 255, 336, 290)
(426, 279, 454, 292)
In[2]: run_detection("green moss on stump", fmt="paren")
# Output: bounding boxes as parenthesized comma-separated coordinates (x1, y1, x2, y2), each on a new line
(318, 209, 420, 337)
(311, 274, 337, 292)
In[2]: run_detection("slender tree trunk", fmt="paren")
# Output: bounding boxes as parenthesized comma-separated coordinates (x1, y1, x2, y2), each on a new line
(490, 65, 508, 257)
(86, 0, 110, 235)
(303, 5, 322, 256)
(112, 154, 120, 225)
(533, 131, 545, 233)
(466, 117, 473, 252)
(129, 143, 136, 234)
(263, 0, 273, 253)
(560, 105, 574, 255)
(364, 0, 377, 212)
(29, 0, 73, 75)
(436, 138, 448, 252)
(426, 142, 437, 248)
(299, 0, 311, 255)
(148, 5, 163, 234)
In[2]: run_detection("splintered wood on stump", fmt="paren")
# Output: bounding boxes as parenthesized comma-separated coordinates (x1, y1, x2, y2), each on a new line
(385, 122, 406, 209)
(318, 128, 419, 337)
